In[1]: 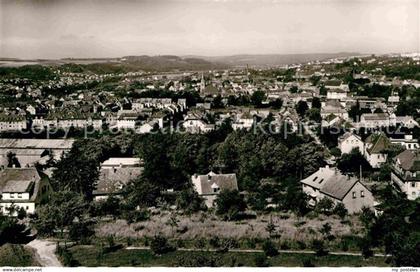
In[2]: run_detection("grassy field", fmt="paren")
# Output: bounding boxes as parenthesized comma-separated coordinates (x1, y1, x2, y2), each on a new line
(68, 245, 389, 267)
(0, 244, 39, 266)
(96, 212, 363, 245)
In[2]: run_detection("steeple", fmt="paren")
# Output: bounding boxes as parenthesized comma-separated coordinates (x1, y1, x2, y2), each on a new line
(200, 73, 205, 93)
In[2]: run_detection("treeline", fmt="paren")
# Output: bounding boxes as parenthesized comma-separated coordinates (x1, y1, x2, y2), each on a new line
(0, 65, 56, 81)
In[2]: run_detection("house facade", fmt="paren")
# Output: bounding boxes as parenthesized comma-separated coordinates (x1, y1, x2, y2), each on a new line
(338, 132, 364, 155)
(0, 168, 52, 216)
(364, 133, 390, 168)
(192, 171, 238, 207)
(300, 166, 374, 213)
(391, 150, 420, 200)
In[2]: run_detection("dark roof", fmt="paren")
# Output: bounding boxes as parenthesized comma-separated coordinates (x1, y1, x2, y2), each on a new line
(301, 167, 364, 200)
(193, 172, 238, 195)
(365, 133, 390, 154)
(395, 150, 420, 171)
(93, 167, 143, 196)
(0, 168, 41, 198)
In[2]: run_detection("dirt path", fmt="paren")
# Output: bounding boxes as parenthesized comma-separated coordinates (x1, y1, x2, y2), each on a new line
(26, 239, 62, 267)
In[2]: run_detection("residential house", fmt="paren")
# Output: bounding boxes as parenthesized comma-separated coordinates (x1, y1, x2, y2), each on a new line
(391, 150, 420, 200)
(390, 135, 419, 150)
(0, 115, 27, 132)
(300, 166, 374, 213)
(360, 113, 390, 128)
(320, 100, 349, 120)
(93, 157, 143, 201)
(338, 132, 364, 155)
(364, 133, 390, 168)
(0, 168, 52, 216)
(192, 171, 238, 207)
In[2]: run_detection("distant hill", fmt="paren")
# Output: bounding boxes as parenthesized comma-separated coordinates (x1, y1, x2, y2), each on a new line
(0, 53, 361, 72)
(120, 55, 227, 71)
(194, 52, 360, 67)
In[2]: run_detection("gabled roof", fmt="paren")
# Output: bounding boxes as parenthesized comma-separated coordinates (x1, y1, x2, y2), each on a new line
(338, 132, 362, 143)
(395, 150, 420, 171)
(365, 133, 390, 154)
(192, 172, 238, 195)
(301, 166, 362, 200)
(0, 168, 40, 194)
(94, 167, 143, 196)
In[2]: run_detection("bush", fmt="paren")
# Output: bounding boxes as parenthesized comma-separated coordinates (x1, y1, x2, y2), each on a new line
(177, 253, 221, 267)
(302, 256, 315, 267)
(254, 254, 269, 267)
(150, 235, 175, 255)
(333, 202, 348, 219)
(311, 239, 328, 256)
(262, 240, 279, 257)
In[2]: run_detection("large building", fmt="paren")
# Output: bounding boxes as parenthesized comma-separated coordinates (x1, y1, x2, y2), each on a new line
(0, 138, 75, 167)
(391, 150, 420, 200)
(300, 166, 374, 213)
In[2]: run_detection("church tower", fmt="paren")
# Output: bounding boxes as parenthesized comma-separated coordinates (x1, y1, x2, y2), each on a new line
(200, 73, 205, 93)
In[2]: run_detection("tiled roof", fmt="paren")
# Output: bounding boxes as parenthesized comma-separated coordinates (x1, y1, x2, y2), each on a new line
(0, 168, 40, 193)
(193, 172, 238, 195)
(395, 150, 420, 171)
(365, 133, 390, 154)
(301, 166, 361, 200)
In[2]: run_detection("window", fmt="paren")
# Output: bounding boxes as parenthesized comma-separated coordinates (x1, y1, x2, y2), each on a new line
(10, 193, 14, 199)
(213, 187, 220, 193)
(18, 193, 22, 199)
(26, 206, 29, 210)
(412, 182, 416, 188)
(360, 190, 364, 198)
(318, 179, 324, 184)
(352, 192, 356, 199)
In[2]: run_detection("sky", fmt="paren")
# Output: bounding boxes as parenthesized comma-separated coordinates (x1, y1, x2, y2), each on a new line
(0, 0, 419, 59)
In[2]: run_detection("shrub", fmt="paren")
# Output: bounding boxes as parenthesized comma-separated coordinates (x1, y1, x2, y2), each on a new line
(254, 254, 269, 267)
(333, 202, 348, 219)
(262, 240, 279, 257)
(150, 235, 175, 255)
(209, 236, 221, 248)
(311, 239, 328, 256)
(302, 256, 315, 267)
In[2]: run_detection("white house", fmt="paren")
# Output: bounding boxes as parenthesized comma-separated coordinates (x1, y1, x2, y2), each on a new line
(191, 171, 238, 207)
(338, 132, 364, 155)
(300, 166, 374, 214)
(391, 150, 420, 200)
(0, 168, 52, 216)
(364, 133, 390, 168)
(390, 135, 419, 150)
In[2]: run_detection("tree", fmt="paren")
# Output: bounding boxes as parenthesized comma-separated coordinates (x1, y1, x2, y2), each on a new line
(215, 190, 246, 221)
(312, 97, 321, 109)
(307, 108, 321, 122)
(31, 191, 88, 237)
(337, 148, 371, 174)
(333, 202, 348, 219)
(315, 197, 334, 215)
(6, 152, 20, 168)
(262, 240, 279, 257)
(311, 239, 328, 256)
(269, 98, 283, 109)
(296, 101, 309, 118)
(251, 91, 266, 107)
(150, 235, 175, 255)
(52, 140, 100, 200)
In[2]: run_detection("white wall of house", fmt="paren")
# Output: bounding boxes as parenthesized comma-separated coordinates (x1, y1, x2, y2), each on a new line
(391, 172, 420, 200)
(365, 151, 387, 168)
(339, 136, 364, 154)
(0, 202, 36, 215)
(341, 182, 375, 213)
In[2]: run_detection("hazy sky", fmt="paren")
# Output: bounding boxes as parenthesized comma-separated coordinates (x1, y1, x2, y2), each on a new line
(0, 0, 419, 59)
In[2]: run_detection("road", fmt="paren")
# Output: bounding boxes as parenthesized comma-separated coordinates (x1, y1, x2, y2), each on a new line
(26, 239, 62, 267)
